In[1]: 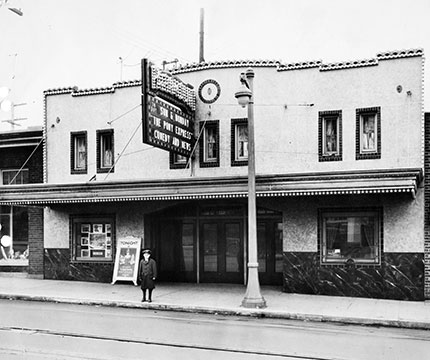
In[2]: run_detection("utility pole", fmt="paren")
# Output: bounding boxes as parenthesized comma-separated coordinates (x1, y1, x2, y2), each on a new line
(199, 8, 205, 63)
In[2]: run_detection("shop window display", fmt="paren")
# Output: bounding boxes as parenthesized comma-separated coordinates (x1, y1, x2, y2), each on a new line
(0, 206, 29, 264)
(320, 209, 381, 265)
(72, 216, 114, 261)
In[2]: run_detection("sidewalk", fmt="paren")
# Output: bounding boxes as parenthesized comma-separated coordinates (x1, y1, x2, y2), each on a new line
(0, 276, 429, 330)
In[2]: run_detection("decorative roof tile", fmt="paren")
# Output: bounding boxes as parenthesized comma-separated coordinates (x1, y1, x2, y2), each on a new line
(376, 48, 423, 60)
(172, 59, 281, 74)
(277, 60, 322, 71)
(43, 87, 77, 96)
(43, 49, 424, 96)
(113, 80, 142, 88)
(172, 48, 423, 74)
(71, 87, 115, 97)
(320, 58, 378, 72)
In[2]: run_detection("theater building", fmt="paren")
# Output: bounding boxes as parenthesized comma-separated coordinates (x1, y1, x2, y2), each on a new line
(0, 48, 426, 300)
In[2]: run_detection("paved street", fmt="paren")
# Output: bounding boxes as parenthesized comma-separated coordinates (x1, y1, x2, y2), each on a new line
(0, 299, 429, 359)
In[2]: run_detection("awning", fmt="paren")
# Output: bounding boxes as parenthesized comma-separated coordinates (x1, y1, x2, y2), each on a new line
(0, 168, 422, 205)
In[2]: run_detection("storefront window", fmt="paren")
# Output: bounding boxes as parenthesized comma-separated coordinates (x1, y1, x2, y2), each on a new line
(71, 216, 114, 261)
(0, 205, 29, 264)
(320, 209, 381, 264)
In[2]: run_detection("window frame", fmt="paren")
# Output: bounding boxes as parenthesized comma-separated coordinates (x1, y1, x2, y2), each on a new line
(70, 131, 88, 174)
(231, 118, 248, 167)
(356, 107, 381, 160)
(199, 120, 220, 168)
(70, 214, 115, 263)
(169, 152, 189, 169)
(319, 207, 382, 266)
(318, 110, 342, 162)
(97, 129, 115, 173)
(1, 169, 29, 185)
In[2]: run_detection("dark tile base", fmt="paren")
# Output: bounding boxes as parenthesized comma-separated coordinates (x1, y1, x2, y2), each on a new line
(0, 265, 28, 273)
(44, 249, 114, 283)
(283, 252, 424, 301)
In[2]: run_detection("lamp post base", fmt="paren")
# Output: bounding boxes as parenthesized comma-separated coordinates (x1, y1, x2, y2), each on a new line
(241, 263, 267, 309)
(241, 296, 267, 309)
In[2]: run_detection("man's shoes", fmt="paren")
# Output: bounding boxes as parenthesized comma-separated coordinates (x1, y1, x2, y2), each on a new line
(148, 299, 152, 303)
(141, 298, 146, 302)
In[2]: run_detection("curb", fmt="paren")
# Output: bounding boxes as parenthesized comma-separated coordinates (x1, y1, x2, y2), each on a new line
(2, 293, 429, 331)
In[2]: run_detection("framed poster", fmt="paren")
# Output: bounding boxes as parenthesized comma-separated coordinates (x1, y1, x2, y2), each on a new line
(111, 236, 141, 286)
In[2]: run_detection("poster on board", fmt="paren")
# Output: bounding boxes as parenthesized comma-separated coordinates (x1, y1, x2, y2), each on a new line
(111, 236, 141, 286)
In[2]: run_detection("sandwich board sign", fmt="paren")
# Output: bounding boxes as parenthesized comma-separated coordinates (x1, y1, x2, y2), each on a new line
(112, 236, 141, 286)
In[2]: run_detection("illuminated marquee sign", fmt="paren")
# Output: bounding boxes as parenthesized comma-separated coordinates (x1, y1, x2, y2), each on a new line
(141, 59, 196, 157)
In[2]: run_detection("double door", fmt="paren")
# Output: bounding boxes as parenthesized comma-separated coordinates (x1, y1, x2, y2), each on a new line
(200, 220, 244, 283)
(154, 208, 283, 285)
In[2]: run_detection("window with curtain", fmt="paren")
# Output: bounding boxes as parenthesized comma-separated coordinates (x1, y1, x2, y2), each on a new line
(199, 120, 219, 168)
(71, 131, 88, 174)
(356, 107, 381, 160)
(319, 110, 342, 162)
(231, 118, 248, 166)
(97, 129, 114, 173)
(236, 124, 248, 160)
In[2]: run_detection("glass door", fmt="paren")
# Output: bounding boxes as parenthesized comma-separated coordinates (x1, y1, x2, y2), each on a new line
(158, 220, 196, 282)
(200, 220, 243, 283)
(256, 220, 283, 285)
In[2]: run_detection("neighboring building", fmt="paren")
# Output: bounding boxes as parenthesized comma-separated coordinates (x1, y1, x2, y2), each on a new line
(0, 49, 426, 300)
(0, 127, 44, 276)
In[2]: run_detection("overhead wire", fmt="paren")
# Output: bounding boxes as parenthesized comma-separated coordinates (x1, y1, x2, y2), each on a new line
(107, 103, 141, 125)
(103, 119, 143, 181)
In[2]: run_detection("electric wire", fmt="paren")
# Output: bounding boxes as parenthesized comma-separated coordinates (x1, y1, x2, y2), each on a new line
(103, 120, 143, 181)
(107, 104, 141, 125)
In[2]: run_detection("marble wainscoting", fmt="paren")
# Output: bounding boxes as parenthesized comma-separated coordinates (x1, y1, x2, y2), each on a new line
(44, 249, 114, 283)
(283, 252, 424, 301)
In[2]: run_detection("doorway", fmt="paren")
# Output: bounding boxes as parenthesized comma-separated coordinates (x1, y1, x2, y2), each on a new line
(199, 220, 244, 283)
(151, 203, 283, 285)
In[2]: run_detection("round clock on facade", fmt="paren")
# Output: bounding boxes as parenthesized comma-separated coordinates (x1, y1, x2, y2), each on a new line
(198, 79, 221, 104)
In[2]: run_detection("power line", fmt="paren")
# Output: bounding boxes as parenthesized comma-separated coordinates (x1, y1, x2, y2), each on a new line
(107, 104, 140, 125)
(103, 120, 142, 181)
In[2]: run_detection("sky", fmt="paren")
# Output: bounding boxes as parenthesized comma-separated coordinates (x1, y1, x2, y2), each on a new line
(0, 0, 429, 130)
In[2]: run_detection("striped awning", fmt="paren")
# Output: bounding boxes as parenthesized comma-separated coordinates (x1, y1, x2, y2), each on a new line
(0, 168, 422, 205)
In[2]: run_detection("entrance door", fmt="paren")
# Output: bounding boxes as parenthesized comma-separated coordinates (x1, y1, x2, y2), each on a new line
(158, 220, 197, 282)
(200, 220, 244, 283)
(257, 220, 283, 285)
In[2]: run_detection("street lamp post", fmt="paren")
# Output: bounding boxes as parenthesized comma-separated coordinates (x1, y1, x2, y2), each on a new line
(235, 68, 266, 308)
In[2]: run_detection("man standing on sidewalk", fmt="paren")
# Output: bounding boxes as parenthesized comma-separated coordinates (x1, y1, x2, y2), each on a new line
(138, 249, 157, 302)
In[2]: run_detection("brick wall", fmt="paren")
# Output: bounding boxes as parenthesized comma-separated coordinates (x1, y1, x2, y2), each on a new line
(28, 206, 44, 276)
(424, 112, 430, 299)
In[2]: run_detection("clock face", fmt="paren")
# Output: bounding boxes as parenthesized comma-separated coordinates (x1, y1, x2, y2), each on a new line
(198, 79, 221, 104)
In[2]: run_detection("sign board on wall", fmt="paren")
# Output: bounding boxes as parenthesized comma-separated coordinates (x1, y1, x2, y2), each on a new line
(111, 236, 141, 286)
(141, 58, 196, 157)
